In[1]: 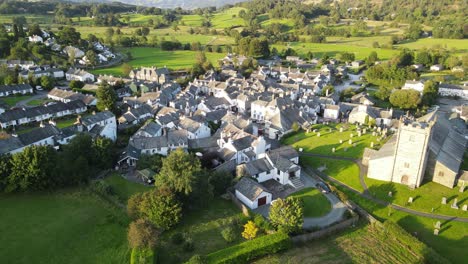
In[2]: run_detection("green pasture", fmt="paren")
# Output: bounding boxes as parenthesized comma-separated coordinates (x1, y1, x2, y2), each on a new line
(289, 187, 331, 217)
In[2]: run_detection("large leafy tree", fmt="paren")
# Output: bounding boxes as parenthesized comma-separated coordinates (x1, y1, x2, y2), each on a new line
(139, 188, 182, 230)
(155, 148, 202, 195)
(269, 197, 304, 234)
(389, 89, 421, 109)
(96, 80, 117, 112)
(127, 218, 159, 249)
(6, 145, 59, 192)
(422, 80, 439, 106)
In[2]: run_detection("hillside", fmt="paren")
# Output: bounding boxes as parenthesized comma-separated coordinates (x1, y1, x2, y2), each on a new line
(69, 0, 249, 9)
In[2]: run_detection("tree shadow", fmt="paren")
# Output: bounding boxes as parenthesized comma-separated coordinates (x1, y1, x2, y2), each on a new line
(367, 182, 397, 204)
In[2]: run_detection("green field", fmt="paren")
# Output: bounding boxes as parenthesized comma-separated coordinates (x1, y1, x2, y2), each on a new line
(0, 14, 53, 24)
(365, 177, 468, 218)
(273, 42, 398, 60)
(396, 38, 468, 52)
(282, 124, 385, 159)
(0, 189, 131, 264)
(211, 7, 246, 28)
(103, 173, 152, 201)
(289, 187, 331, 217)
(301, 157, 363, 192)
(91, 47, 225, 76)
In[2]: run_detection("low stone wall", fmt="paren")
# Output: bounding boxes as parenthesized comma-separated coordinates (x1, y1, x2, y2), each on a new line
(227, 189, 250, 217)
(291, 215, 359, 244)
(345, 200, 381, 225)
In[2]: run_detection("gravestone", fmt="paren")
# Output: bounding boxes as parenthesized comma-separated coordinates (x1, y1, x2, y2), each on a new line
(340, 127, 343, 133)
(388, 191, 392, 197)
(460, 185, 465, 193)
(363, 128, 367, 134)
(358, 131, 362, 137)
(339, 139, 343, 144)
(377, 127, 382, 132)
(434, 229, 439, 236)
(332, 148, 335, 153)
(313, 129, 317, 133)
(317, 132, 321, 137)
(408, 197, 413, 204)
(462, 205, 467, 211)
(372, 132, 376, 136)
(451, 198, 459, 209)
(349, 139, 353, 145)
(329, 128, 332, 133)
(441, 197, 447, 204)
(350, 133, 354, 138)
(435, 221, 441, 229)
(370, 142, 374, 148)
(353, 143, 356, 147)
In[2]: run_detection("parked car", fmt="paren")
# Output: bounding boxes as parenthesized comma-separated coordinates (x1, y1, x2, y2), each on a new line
(316, 182, 331, 194)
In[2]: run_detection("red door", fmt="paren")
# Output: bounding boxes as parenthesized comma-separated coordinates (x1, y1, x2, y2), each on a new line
(257, 196, 267, 207)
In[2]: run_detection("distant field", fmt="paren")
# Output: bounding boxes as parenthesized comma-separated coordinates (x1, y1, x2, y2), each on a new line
(326, 35, 394, 48)
(91, 47, 225, 76)
(0, 189, 130, 264)
(396, 38, 468, 52)
(180, 14, 204, 27)
(211, 7, 246, 28)
(0, 14, 53, 24)
(273, 42, 398, 60)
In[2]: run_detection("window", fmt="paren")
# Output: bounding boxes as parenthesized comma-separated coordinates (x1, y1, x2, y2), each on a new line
(404, 162, 410, 168)
(277, 169, 280, 174)
(438, 171, 444, 177)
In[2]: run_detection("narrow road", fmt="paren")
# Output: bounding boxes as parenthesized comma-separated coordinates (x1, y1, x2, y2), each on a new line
(301, 154, 468, 223)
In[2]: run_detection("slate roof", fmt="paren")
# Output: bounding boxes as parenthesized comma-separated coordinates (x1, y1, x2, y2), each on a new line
(239, 158, 274, 176)
(0, 84, 33, 93)
(81, 111, 114, 126)
(48, 88, 96, 105)
(235, 177, 270, 201)
(136, 122, 162, 137)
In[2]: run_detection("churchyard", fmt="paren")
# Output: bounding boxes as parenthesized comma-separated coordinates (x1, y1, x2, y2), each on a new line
(282, 123, 387, 159)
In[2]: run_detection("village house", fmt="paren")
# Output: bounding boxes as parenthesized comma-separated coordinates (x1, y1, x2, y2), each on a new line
(118, 104, 154, 125)
(129, 66, 170, 84)
(0, 84, 33, 97)
(77, 111, 117, 141)
(438, 83, 468, 99)
(48, 88, 97, 106)
(402, 80, 425, 93)
(430, 64, 444, 72)
(234, 177, 273, 210)
(66, 68, 95, 82)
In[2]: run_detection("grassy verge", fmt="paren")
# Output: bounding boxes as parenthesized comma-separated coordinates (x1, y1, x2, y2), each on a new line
(0, 95, 33, 107)
(103, 173, 152, 202)
(289, 187, 331, 217)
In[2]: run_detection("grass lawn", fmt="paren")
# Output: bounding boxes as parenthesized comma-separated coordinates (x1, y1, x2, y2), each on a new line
(254, 220, 440, 264)
(91, 47, 226, 76)
(158, 198, 245, 263)
(396, 38, 468, 53)
(301, 156, 363, 192)
(211, 7, 246, 28)
(26, 98, 53, 106)
(0, 95, 33, 107)
(0, 189, 130, 264)
(365, 177, 468, 218)
(332, 183, 468, 264)
(103, 173, 152, 201)
(289, 187, 331, 217)
(282, 124, 385, 159)
(272, 42, 398, 60)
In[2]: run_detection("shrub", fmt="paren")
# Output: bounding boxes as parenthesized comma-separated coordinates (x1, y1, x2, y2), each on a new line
(128, 219, 159, 249)
(206, 232, 291, 264)
(221, 226, 237, 243)
(253, 214, 273, 232)
(130, 247, 155, 264)
(183, 237, 195, 252)
(185, 254, 207, 264)
(171, 232, 184, 245)
(242, 221, 258, 240)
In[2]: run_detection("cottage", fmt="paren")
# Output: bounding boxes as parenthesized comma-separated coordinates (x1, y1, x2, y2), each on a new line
(0, 84, 33, 97)
(430, 64, 444, 72)
(48, 88, 97, 106)
(402, 80, 425, 93)
(234, 177, 272, 209)
(66, 68, 94, 82)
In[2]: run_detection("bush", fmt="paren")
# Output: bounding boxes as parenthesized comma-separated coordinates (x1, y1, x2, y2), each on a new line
(330, 185, 348, 202)
(253, 214, 273, 232)
(185, 254, 207, 264)
(130, 247, 155, 264)
(221, 226, 237, 243)
(128, 219, 159, 249)
(206, 232, 291, 264)
(171, 232, 184, 245)
(183, 237, 195, 252)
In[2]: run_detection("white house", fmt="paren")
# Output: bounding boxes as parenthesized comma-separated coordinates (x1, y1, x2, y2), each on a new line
(66, 68, 95, 82)
(177, 116, 211, 139)
(438, 83, 468, 99)
(251, 100, 269, 122)
(234, 177, 273, 209)
(28, 35, 43, 43)
(63, 46, 85, 58)
(79, 111, 117, 141)
(430, 64, 444, 72)
(323, 104, 340, 120)
(0, 84, 33, 97)
(402, 80, 425, 93)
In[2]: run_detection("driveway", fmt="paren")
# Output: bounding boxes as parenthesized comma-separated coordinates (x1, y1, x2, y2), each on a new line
(253, 171, 347, 229)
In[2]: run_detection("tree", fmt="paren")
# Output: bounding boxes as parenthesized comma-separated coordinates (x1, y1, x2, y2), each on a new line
(121, 63, 132, 77)
(269, 197, 303, 234)
(156, 148, 202, 195)
(136, 154, 164, 173)
(127, 218, 159, 249)
(221, 226, 237, 243)
(57, 27, 81, 45)
(405, 23, 422, 40)
(0, 154, 12, 191)
(389, 89, 421, 109)
(40, 75, 54, 90)
(69, 80, 84, 89)
(366, 51, 379, 66)
(93, 136, 115, 169)
(415, 50, 432, 66)
(128, 192, 144, 219)
(96, 81, 117, 112)
(85, 50, 97, 66)
(208, 171, 232, 196)
(339, 52, 355, 62)
(6, 145, 59, 192)
(242, 221, 258, 240)
(422, 80, 439, 106)
(321, 85, 335, 96)
(139, 188, 182, 230)
(60, 134, 94, 185)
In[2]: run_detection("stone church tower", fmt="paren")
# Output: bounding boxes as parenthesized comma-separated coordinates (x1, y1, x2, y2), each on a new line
(390, 117, 434, 188)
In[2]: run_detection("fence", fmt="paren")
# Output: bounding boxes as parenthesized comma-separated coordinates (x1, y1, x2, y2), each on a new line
(291, 215, 359, 244)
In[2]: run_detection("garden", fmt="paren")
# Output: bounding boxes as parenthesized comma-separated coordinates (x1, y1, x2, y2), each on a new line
(289, 187, 331, 217)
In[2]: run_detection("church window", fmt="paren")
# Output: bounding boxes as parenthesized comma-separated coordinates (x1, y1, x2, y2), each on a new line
(404, 162, 410, 168)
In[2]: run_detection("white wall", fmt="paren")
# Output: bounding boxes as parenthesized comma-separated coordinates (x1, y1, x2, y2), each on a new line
(235, 190, 272, 210)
